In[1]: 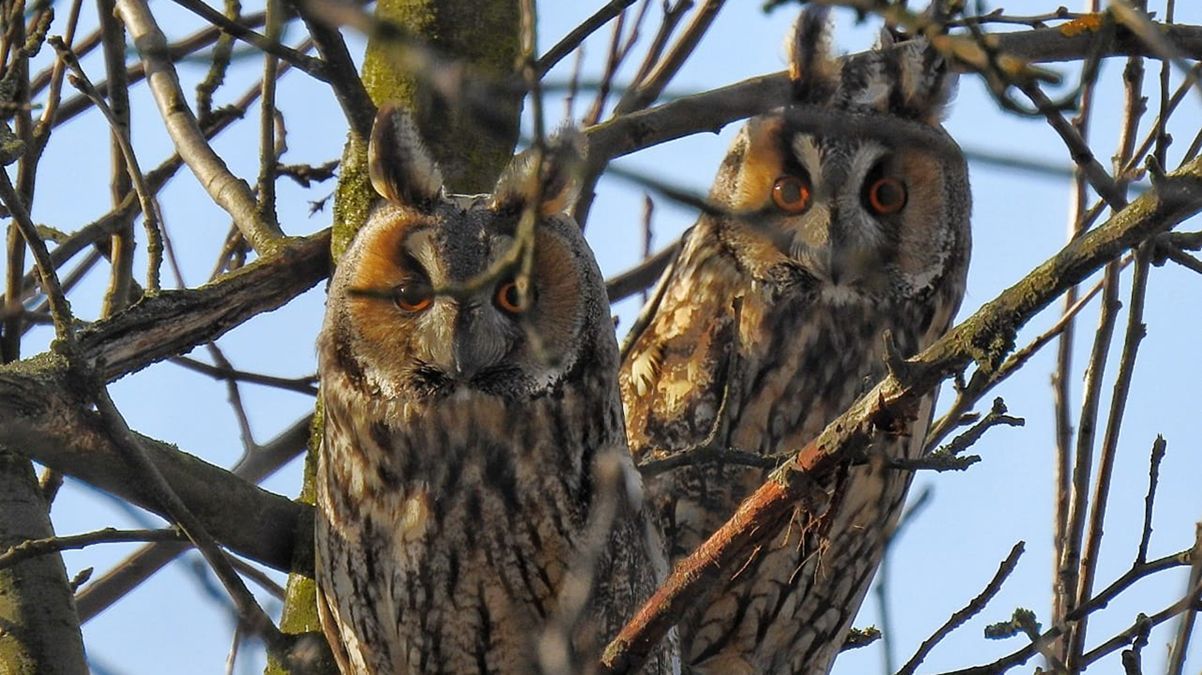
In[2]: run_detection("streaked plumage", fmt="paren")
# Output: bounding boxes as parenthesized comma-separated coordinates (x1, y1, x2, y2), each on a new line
(619, 11, 971, 673)
(316, 105, 677, 674)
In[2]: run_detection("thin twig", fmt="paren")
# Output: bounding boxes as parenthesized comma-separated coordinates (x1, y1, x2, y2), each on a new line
(47, 12, 274, 129)
(0, 166, 73, 342)
(4, 59, 299, 307)
(30, 0, 84, 154)
(193, 0, 239, 125)
(1136, 436, 1167, 565)
(1020, 82, 1127, 211)
(925, 255, 1135, 450)
(1067, 26, 1149, 665)
(96, 0, 137, 315)
(1050, 5, 1101, 641)
(878, 485, 934, 672)
(941, 548, 1195, 674)
(1167, 523, 1202, 675)
(898, 542, 1026, 675)
(582, 3, 631, 126)
(228, 556, 285, 599)
(0, 528, 184, 570)
(613, 0, 726, 115)
(170, 0, 326, 81)
(205, 343, 258, 453)
(50, 37, 165, 296)
(116, 0, 285, 253)
(534, 0, 640, 77)
(291, 0, 377, 142)
(1059, 259, 1122, 668)
(1083, 573, 1202, 666)
(170, 355, 318, 395)
(225, 623, 243, 675)
(638, 446, 776, 478)
(75, 414, 311, 621)
(622, 0, 689, 100)
(255, 0, 283, 230)
(1158, 243, 1202, 274)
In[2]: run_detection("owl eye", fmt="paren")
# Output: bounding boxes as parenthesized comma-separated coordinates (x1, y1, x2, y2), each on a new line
(866, 176, 907, 215)
(495, 279, 534, 314)
(394, 279, 433, 312)
(771, 175, 812, 214)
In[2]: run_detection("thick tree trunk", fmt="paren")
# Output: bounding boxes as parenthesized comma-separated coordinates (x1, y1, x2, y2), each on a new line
(0, 449, 88, 674)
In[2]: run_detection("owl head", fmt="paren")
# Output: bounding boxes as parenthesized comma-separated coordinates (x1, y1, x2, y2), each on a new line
(321, 105, 615, 404)
(712, 8, 970, 303)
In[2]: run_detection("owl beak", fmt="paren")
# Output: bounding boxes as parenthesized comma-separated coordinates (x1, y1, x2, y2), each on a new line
(451, 338, 482, 380)
(450, 307, 505, 381)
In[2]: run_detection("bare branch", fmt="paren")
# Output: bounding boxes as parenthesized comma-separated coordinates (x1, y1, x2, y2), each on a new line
(170, 0, 327, 80)
(116, 0, 285, 253)
(535, 0, 640, 77)
(75, 414, 311, 621)
(1167, 524, 1202, 675)
(898, 541, 1026, 675)
(90, 386, 285, 651)
(77, 230, 329, 381)
(0, 363, 311, 574)
(0, 528, 184, 570)
(1136, 436, 1167, 565)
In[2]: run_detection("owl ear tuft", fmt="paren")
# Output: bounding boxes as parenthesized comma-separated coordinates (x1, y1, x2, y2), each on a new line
(492, 127, 585, 216)
(368, 103, 444, 208)
(893, 38, 958, 123)
(788, 7, 839, 104)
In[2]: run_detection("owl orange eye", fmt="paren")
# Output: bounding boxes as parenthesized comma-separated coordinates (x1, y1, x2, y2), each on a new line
(866, 177, 907, 215)
(394, 279, 433, 312)
(771, 175, 812, 214)
(495, 280, 531, 314)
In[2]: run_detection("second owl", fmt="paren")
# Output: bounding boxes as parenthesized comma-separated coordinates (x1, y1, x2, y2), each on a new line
(620, 9, 971, 674)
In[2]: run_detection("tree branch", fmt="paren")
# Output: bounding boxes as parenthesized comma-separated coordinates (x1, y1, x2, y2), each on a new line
(0, 528, 184, 570)
(77, 230, 329, 381)
(116, 0, 286, 253)
(898, 542, 1026, 675)
(0, 360, 311, 574)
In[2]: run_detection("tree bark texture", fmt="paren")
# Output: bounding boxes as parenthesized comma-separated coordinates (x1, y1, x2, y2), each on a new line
(0, 449, 88, 674)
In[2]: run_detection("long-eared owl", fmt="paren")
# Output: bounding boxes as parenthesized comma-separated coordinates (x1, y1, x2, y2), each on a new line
(316, 105, 677, 674)
(619, 9, 971, 674)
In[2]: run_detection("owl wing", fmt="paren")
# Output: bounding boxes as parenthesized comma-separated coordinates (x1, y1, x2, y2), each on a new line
(619, 230, 743, 465)
(316, 578, 354, 674)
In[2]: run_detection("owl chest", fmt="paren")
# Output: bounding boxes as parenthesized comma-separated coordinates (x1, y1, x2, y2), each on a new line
(317, 393, 604, 670)
(323, 396, 594, 554)
(726, 294, 921, 457)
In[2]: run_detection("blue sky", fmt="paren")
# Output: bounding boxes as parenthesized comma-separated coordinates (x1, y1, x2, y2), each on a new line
(12, 2, 1202, 673)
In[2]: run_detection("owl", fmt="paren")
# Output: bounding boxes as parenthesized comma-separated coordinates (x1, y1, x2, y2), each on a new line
(315, 105, 677, 674)
(619, 10, 970, 674)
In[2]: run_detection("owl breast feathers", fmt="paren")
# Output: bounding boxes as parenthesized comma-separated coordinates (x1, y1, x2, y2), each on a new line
(315, 105, 677, 674)
(619, 9, 970, 674)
